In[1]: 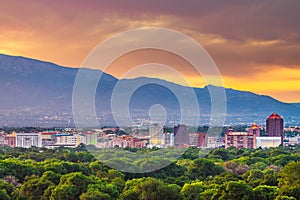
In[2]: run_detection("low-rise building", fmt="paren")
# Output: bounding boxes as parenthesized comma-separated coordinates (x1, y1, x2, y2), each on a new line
(225, 131, 257, 149)
(0, 133, 16, 148)
(40, 131, 57, 146)
(81, 132, 97, 145)
(16, 133, 42, 148)
(55, 133, 85, 147)
(256, 137, 281, 148)
(284, 136, 300, 146)
(207, 136, 225, 148)
(109, 135, 131, 148)
(108, 135, 147, 148)
(4, 134, 16, 148)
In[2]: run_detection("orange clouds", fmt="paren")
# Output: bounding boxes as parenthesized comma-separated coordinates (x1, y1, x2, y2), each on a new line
(222, 66, 300, 102)
(0, 0, 300, 102)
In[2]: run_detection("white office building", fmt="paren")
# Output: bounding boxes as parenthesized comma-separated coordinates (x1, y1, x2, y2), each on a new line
(256, 137, 281, 148)
(16, 133, 42, 148)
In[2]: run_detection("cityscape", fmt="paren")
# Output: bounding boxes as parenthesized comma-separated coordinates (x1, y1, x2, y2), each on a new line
(1, 112, 300, 150)
(1, 1, 300, 200)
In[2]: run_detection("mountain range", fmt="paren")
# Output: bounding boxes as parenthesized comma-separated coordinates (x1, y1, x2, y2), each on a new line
(0, 53, 299, 127)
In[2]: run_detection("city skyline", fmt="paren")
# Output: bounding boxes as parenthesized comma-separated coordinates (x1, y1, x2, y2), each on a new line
(1, 112, 299, 150)
(0, 1, 300, 102)
(1, 2, 300, 199)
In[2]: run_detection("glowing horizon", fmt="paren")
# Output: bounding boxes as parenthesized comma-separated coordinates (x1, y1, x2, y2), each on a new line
(1, 1, 300, 102)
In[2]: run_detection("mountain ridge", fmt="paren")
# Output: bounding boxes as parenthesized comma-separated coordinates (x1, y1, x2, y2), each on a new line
(0, 53, 299, 126)
(0, 53, 296, 104)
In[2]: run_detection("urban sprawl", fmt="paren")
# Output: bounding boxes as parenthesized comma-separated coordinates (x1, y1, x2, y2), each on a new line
(1, 113, 300, 149)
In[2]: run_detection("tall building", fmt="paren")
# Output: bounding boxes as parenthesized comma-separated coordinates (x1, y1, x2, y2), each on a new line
(164, 132, 174, 147)
(198, 132, 207, 148)
(16, 133, 42, 148)
(174, 124, 189, 147)
(149, 123, 164, 147)
(266, 113, 284, 145)
(248, 124, 261, 137)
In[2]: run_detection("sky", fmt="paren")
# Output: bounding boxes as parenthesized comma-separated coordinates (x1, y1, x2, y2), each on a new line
(0, 0, 300, 102)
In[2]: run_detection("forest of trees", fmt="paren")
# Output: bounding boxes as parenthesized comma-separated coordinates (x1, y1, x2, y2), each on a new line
(0, 144, 299, 200)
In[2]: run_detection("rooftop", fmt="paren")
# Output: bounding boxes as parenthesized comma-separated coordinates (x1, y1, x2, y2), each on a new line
(226, 132, 249, 136)
(250, 124, 260, 129)
(268, 112, 282, 119)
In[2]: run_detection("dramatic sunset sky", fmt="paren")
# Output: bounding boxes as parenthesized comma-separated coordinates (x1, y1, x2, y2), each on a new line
(1, 0, 300, 102)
